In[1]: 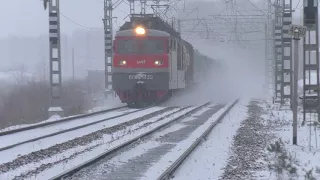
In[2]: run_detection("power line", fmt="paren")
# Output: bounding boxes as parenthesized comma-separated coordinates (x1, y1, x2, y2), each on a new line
(245, 0, 265, 15)
(295, 0, 301, 9)
(60, 12, 102, 30)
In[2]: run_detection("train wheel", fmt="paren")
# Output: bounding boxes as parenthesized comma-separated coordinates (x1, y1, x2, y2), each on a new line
(127, 102, 135, 108)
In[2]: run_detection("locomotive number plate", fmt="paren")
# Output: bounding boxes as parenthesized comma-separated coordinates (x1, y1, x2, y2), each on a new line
(129, 74, 153, 80)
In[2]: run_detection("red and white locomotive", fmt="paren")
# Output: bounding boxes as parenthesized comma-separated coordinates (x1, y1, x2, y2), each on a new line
(112, 14, 213, 107)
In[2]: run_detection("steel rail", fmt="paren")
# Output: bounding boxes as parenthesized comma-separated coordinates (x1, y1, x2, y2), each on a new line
(50, 102, 212, 180)
(157, 99, 239, 180)
(0, 106, 128, 136)
(0, 106, 156, 152)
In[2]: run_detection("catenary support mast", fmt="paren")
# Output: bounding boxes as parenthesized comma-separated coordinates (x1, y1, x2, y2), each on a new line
(103, 0, 114, 99)
(281, 0, 293, 106)
(43, 0, 64, 117)
(303, 0, 320, 122)
(267, 0, 274, 96)
(273, 0, 284, 103)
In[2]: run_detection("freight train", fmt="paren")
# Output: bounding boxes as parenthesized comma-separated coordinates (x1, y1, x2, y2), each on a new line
(112, 14, 215, 107)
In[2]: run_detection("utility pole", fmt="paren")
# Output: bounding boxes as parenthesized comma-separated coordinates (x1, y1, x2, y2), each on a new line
(289, 24, 306, 145)
(292, 28, 300, 145)
(86, 32, 91, 69)
(265, 22, 268, 91)
(72, 48, 75, 85)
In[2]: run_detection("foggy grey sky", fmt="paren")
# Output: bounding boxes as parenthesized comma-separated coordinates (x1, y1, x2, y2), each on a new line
(0, 0, 131, 38)
(0, 0, 304, 38)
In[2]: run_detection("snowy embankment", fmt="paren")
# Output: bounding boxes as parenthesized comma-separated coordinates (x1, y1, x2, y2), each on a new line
(171, 99, 249, 180)
(259, 101, 320, 180)
(0, 97, 125, 133)
(218, 99, 320, 179)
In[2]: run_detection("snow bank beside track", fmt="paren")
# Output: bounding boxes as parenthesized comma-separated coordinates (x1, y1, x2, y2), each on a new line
(258, 101, 320, 180)
(171, 99, 249, 180)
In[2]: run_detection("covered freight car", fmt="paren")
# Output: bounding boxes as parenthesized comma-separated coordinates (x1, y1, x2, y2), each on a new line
(193, 50, 213, 83)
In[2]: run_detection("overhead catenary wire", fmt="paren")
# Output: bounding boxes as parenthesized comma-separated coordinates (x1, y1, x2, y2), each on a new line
(58, 0, 128, 30)
(295, 0, 301, 9)
(61, 0, 267, 42)
(60, 12, 103, 30)
(245, 0, 265, 15)
(180, 0, 267, 43)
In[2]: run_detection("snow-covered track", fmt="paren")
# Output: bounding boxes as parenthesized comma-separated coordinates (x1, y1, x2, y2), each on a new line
(0, 106, 146, 152)
(0, 106, 181, 179)
(157, 99, 239, 180)
(0, 106, 127, 136)
(49, 102, 212, 180)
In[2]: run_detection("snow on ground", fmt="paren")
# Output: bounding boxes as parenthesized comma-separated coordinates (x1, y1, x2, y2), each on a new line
(87, 97, 125, 113)
(0, 108, 137, 150)
(140, 101, 234, 179)
(0, 106, 125, 134)
(0, 115, 65, 133)
(215, 98, 320, 180)
(171, 99, 249, 180)
(61, 103, 225, 180)
(0, 107, 163, 164)
(0, 106, 196, 180)
(0, 93, 125, 133)
(257, 100, 320, 180)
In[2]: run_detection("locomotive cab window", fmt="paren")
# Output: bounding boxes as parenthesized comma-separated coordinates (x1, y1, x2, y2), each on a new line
(116, 38, 165, 54)
(141, 39, 165, 53)
(116, 39, 139, 54)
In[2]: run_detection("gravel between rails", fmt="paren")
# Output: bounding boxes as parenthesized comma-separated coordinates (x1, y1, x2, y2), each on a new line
(220, 100, 278, 180)
(0, 106, 178, 174)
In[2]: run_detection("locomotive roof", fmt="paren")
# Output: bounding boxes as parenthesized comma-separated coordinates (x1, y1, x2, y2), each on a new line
(119, 14, 180, 38)
(115, 29, 170, 37)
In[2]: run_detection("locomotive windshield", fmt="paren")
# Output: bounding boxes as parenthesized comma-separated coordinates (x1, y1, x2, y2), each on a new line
(116, 38, 165, 54)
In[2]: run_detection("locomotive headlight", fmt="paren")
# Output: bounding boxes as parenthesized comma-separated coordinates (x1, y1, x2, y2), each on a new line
(154, 60, 163, 66)
(119, 60, 127, 66)
(135, 26, 146, 35)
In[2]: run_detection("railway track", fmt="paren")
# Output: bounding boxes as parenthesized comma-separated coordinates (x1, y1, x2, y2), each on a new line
(0, 105, 186, 179)
(49, 100, 238, 180)
(0, 106, 140, 152)
(0, 105, 169, 163)
(0, 105, 127, 135)
(157, 99, 239, 180)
